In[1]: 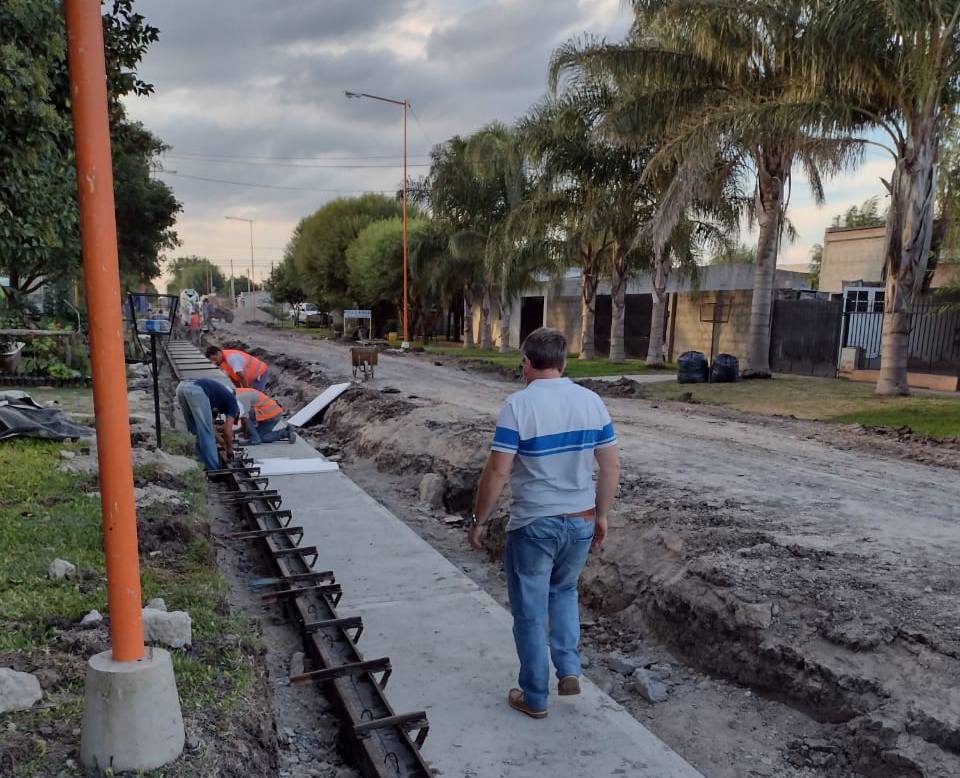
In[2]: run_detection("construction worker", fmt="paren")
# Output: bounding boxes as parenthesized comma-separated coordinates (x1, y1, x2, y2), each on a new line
(236, 387, 296, 445)
(176, 378, 241, 470)
(206, 345, 269, 391)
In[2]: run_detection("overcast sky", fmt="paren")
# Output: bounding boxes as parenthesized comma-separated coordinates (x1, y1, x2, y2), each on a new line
(124, 0, 892, 286)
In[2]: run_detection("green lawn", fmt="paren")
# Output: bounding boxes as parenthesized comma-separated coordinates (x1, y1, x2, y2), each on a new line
(0, 427, 259, 776)
(640, 374, 960, 438)
(422, 341, 673, 378)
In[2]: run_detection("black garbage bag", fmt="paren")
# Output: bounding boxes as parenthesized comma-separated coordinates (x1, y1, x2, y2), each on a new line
(0, 391, 94, 441)
(710, 353, 741, 383)
(677, 351, 709, 384)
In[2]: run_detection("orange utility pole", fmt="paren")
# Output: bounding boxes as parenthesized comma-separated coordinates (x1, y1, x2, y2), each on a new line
(65, 0, 143, 662)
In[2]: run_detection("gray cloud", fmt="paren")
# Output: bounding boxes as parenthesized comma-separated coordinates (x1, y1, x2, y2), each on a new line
(124, 1, 632, 275)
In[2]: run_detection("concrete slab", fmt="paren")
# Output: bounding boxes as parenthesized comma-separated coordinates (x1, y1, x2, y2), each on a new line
(263, 445, 702, 778)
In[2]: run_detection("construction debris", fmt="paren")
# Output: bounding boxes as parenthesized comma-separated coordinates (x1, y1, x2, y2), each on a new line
(0, 668, 43, 714)
(48, 558, 77, 580)
(142, 607, 192, 648)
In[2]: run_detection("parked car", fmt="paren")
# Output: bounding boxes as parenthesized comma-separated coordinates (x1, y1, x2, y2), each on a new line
(289, 303, 321, 325)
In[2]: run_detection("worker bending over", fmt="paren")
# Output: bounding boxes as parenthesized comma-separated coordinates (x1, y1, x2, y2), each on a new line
(176, 378, 241, 470)
(236, 387, 296, 445)
(206, 346, 269, 390)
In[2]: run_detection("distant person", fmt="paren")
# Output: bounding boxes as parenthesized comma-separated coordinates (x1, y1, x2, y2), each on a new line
(206, 346, 269, 391)
(189, 309, 202, 345)
(468, 327, 620, 719)
(236, 387, 296, 445)
(176, 378, 242, 470)
(202, 298, 215, 332)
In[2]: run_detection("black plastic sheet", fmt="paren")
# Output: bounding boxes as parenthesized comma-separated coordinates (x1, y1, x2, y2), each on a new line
(0, 391, 94, 441)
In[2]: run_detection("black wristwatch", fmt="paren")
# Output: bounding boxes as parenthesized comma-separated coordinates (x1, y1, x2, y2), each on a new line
(468, 514, 480, 527)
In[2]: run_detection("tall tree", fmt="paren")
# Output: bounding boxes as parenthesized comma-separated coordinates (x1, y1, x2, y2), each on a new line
(557, 3, 860, 374)
(166, 256, 225, 295)
(291, 194, 402, 308)
(0, 0, 175, 300)
(816, 0, 960, 394)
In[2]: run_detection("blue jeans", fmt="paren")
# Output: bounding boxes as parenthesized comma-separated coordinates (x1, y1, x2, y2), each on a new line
(245, 410, 285, 444)
(504, 516, 595, 710)
(250, 371, 268, 392)
(177, 382, 219, 470)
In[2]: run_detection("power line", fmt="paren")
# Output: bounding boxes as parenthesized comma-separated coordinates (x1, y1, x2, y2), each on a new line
(168, 151, 432, 162)
(164, 154, 430, 170)
(157, 170, 396, 194)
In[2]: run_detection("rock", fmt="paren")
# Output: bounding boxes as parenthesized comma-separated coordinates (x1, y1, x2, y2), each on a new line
(631, 669, 669, 703)
(134, 485, 187, 509)
(0, 668, 43, 713)
(59, 450, 76, 460)
(289, 651, 305, 678)
(185, 730, 200, 750)
(598, 678, 616, 695)
(142, 608, 192, 648)
(418, 473, 445, 508)
(733, 600, 774, 630)
(132, 448, 196, 477)
(442, 515, 463, 525)
(79, 610, 102, 627)
(48, 558, 77, 580)
(145, 597, 167, 612)
(606, 652, 640, 675)
(648, 662, 673, 679)
(581, 655, 592, 669)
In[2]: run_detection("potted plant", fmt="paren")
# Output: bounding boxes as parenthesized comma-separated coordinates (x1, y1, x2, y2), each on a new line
(0, 313, 24, 373)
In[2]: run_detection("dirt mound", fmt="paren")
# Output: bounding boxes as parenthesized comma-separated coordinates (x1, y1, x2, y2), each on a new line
(577, 377, 645, 397)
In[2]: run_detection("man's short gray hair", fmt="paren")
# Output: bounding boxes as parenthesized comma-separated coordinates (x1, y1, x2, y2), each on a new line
(521, 327, 567, 371)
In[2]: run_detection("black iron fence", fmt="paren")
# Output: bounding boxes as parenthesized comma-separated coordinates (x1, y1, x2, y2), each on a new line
(841, 301, 960, 374)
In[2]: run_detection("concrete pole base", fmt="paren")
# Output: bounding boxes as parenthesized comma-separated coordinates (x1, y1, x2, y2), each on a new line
(80, 646, 185, 772)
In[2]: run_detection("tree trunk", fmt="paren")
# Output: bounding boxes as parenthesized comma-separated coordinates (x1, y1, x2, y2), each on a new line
(877, 121, 938, 396)
(609, 245, 627, 363)
(498, 259, 511, 353)
(743, 155, 787, 378)
(462, 285, 474, 349)
(646, 247, 669, 367)
(579, 264, 598, 361)
(479, 283, 493, 350)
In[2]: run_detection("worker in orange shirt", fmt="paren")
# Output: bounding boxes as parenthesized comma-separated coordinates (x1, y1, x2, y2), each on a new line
(206, 346, 269, 391)
(236, 387, 295, 445)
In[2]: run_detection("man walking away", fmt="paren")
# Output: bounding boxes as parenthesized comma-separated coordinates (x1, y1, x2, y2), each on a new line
(468, 327, 620, 719)
(236, 387, 296, 445)
(176, 378, 242, 470)
(206, 345, 269, 391)
(201, 297, 215, 332)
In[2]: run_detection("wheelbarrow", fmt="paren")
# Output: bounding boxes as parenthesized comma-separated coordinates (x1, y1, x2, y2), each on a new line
(350, 346, 378, 380)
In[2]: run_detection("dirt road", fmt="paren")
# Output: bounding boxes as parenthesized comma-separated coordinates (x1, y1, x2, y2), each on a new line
(216, 322, 960, 777)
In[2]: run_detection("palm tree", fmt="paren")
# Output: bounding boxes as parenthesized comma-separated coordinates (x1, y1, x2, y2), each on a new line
(549, 43, 744, 366)
(520, 100, 619, 360)
(814, 0, 960, 395)
(413, 135, 494, 348)
(464, 124, 539, 352)
(553, 3, 861, 376)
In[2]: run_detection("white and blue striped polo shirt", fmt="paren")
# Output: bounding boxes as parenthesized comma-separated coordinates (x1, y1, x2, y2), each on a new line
(491, 377, 616, 531)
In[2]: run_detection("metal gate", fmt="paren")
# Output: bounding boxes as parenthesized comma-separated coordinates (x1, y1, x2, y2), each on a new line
(769, 298, 843, 377)
(840, 301, 960, 374)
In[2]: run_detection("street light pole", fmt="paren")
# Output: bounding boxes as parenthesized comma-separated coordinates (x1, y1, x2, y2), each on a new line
(344, 90, 410, 348)
(225, 216, 254, 321)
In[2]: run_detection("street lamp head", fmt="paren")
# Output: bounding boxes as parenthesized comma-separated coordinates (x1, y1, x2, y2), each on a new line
(344, 90, 361, 99)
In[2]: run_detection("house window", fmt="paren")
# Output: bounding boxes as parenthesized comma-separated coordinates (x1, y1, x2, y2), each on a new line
(873, 291, 885, 313)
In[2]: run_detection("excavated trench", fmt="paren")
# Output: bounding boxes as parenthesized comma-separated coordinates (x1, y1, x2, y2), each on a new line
(222, 337, 960, 778)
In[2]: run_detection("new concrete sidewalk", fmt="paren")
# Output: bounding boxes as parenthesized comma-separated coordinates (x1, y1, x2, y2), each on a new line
(250, 436, 702, 778)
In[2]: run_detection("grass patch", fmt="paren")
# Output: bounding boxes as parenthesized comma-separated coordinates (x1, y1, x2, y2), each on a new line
(421, 341, 672, 378)
(0, 429, 260, 775)
(641, 374, 960, 438)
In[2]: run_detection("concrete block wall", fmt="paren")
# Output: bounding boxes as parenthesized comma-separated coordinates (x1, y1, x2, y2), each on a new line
(546, 297, 583, 354)
(671, 290, 754, 362)
(819, 227, 886, 293)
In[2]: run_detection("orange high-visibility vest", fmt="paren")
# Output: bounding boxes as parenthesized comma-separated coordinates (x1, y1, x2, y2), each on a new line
(221, 349, 268, 388)
(237, 388, 283, 423)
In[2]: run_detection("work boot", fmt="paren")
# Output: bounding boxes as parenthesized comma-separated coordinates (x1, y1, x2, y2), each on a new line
(507, 688, 547, 719)
(558, 676, 581, 696)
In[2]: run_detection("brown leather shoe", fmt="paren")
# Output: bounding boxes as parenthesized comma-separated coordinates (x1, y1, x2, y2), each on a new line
(558, 675, 581, 696)
(507, 688, 547, 718)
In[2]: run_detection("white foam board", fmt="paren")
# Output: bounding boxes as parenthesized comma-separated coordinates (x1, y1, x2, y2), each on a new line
(253, 458, 340, 476)
(286, 382, 352, 428)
